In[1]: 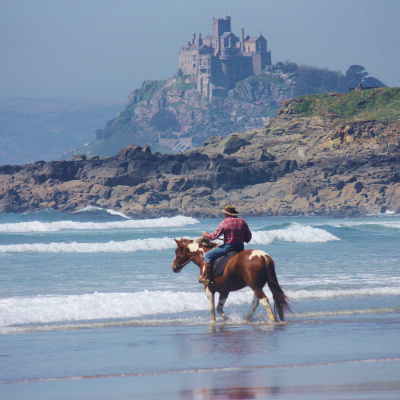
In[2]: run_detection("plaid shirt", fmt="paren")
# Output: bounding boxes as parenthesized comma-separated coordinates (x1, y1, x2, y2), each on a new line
(207, 216, 252, 244)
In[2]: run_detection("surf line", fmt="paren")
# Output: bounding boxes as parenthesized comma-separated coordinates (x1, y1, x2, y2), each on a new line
(2, 357, 400, 385)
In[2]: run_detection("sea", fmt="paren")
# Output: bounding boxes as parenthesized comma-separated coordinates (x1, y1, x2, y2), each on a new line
(0, 207, 399, 400)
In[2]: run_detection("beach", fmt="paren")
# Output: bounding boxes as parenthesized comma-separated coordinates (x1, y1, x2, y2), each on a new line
(2, 315, 400, 399)
(1, 211, 399, 399)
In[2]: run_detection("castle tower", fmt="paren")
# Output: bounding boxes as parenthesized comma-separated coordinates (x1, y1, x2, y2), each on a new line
(178, 16, 272, 102)
(212, 16, 231, 37)
(212, 16, 231, 50)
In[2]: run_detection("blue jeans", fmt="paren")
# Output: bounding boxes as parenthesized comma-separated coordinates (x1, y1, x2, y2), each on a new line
(204, 243, 244, 263)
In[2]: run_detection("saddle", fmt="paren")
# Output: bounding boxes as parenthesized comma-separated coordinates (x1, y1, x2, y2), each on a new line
(212, 250, 240, 277)
(195, 237, 241, 277)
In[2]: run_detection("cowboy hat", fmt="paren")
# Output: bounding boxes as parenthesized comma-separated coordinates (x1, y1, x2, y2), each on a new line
(222, 205, 239, 216)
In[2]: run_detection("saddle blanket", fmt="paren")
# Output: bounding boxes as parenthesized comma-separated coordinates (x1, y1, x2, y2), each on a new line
(213, 251, 239, 277)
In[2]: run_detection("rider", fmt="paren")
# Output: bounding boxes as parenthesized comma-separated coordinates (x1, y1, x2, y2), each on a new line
(199, 205, 252, 286)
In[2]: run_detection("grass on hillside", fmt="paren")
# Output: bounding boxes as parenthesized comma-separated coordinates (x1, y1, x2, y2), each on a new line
(289, 87, 400, 122)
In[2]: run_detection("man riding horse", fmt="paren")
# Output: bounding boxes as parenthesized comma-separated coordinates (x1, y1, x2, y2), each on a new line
(199, 205, 252, 286)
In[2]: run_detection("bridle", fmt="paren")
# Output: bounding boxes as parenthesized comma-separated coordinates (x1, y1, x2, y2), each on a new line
(174, 253, 194, 270)
(173, 242, 196, 270)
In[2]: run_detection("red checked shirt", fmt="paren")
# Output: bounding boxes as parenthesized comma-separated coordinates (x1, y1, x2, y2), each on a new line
(207, 216, 252, 244)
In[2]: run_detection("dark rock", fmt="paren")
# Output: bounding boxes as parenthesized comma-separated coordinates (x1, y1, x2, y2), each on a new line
(1, 94, 400, 217)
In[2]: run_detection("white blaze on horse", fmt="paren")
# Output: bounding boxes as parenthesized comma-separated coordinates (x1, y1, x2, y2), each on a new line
(172, 238, 291, 323)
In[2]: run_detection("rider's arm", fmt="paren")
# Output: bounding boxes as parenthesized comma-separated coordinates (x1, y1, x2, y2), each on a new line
(244, 221, 252, 243)
(206, 220, 226, 240)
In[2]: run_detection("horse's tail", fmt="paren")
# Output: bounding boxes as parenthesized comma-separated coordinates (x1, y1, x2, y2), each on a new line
(265, 257, 291, 321)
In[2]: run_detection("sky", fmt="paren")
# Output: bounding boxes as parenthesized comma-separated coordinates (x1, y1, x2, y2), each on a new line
(1, 0, 400, 103)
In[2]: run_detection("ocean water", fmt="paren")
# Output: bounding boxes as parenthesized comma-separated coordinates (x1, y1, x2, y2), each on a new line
(0, 208, 399, 399)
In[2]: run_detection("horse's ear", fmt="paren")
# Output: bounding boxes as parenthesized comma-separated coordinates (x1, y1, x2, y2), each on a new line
(174, 238, 180, 245)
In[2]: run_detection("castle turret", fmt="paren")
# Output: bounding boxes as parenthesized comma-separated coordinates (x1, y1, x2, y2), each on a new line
(212, 16, 231, 38)
(178, 16, 272, 102)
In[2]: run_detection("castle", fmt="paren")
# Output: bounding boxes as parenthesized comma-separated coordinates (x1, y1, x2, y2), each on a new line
(178, 16, 272, 102)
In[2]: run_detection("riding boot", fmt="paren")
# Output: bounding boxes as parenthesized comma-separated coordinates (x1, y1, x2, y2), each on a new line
(198, 262, 213, 286)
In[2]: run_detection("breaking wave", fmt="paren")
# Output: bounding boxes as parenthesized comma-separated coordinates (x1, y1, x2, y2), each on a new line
(74, 206, 131, 219)
(331, 220, 400, 230)
(252, 223, 339, 244)
(0, 223, 340, 253)
(1, 286, 399, 333)
(0, 237, 175, 253)
(0, 215, 199, 233)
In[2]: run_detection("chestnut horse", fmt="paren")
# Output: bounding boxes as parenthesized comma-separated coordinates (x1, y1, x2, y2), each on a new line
(172, 238, 291, 323)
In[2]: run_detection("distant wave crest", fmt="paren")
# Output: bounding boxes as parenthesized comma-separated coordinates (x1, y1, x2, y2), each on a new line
(0, 215, 199, 233)
(329, 220, 400, 230)
(0, 237, 175, 253)
(74, 206, 131, 219)
(0, 223, 339, 253)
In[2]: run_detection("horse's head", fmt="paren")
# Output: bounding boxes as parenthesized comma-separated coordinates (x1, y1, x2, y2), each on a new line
(172, 238, 199, 273)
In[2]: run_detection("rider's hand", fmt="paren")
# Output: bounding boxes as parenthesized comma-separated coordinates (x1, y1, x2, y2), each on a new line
(202, 232, 208, 239)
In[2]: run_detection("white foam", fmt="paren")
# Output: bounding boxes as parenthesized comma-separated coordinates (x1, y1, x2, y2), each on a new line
(251, 223, 340, 244)
(1, 285, 398, 333)
(324, 219, 400, 229)
(0, 215, 199, 233)
(2, 226, 337, 253)
(0, 237, 175, 253)
(0, 290, 253, 331)
(75, 206, 131, 219)
(287, 286, 400, 300)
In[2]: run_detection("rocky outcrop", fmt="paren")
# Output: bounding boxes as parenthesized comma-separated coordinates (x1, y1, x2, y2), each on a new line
(84, 73, 294, 157)
(1, 89, 400, 217)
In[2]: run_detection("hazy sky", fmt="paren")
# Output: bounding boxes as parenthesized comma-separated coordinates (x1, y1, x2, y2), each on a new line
(1, 0, 399, 103)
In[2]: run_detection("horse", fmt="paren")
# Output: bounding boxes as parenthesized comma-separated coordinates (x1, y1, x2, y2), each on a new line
(172, 238, 291, 323)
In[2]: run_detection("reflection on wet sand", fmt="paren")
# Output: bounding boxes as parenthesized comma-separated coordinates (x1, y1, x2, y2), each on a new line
(180, 386, 280, 400)
(180, 380, 400, 400)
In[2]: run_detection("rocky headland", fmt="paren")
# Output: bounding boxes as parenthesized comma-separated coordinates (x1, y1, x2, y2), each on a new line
(1, 88, 400, 217)
(83, 64, 384, 158)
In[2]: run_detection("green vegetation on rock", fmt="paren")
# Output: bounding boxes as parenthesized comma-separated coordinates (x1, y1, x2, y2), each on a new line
(288, 88, 400, 122)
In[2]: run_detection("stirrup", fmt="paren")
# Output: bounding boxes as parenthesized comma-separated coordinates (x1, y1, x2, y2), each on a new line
(198, 276, 211, 285)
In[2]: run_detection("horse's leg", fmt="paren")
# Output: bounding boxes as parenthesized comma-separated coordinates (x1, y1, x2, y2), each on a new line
(253, 288, 276, 323)
(217, 292, 230, 321)
(205, 287, 216, 323)
(245, 294, 259, 322)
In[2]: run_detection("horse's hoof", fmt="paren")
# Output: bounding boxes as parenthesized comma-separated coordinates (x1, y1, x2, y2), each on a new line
(222, 314, 230, 322)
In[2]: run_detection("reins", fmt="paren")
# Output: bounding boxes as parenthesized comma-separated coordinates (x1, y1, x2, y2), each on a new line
(175, 252, 195, 269)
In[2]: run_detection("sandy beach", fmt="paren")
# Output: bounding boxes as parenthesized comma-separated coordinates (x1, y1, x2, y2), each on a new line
(2, 310, 400, 400)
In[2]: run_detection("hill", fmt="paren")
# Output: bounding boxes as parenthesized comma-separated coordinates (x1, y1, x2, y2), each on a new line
(1, 87, 399, 217)
(77, 64, 385, 158)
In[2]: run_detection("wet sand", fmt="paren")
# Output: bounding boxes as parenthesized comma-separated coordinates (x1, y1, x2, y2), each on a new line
(1, 309, 400, 400)
(2, 357, 400, 400)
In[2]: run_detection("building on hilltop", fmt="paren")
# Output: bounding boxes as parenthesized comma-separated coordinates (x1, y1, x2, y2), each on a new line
(178, 16, 272, 102)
